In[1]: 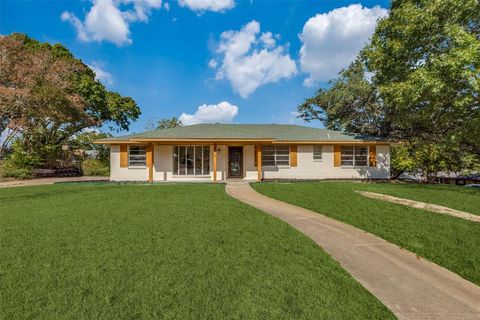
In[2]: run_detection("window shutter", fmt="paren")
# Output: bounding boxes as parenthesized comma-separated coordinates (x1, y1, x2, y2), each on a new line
(254, 145, 258, 167)
(146, 144, 153, 166)
(334, 145, 341, 167)
(369, 145, 377, 167)
(290, 145, 297, 167)
(120, 145, 128, 168)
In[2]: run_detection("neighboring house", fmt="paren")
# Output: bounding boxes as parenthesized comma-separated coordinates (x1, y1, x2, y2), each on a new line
(95, 124, 391, 182)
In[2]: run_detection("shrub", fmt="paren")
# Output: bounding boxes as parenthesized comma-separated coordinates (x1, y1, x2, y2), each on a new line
(0, 160, 34, 180)
(81, 159, 109, 176)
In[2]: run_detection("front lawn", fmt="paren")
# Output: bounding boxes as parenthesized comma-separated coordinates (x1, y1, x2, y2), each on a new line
(356, 182, 480, 215)
(0, 183, 393, 320)
(252, 182, 480, 286)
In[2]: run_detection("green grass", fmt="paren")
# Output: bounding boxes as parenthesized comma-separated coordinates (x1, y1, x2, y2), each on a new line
(252, 182, 480, 286)
(354, 182, 480, 215)
(0, 183, 394, 320)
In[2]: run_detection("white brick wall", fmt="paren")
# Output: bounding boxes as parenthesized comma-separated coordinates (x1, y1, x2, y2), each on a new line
(110, 144, 390, 181)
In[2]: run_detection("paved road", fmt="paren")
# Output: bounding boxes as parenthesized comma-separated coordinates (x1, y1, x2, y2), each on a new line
(226, 181, 480, 320)
(0, 176, 109, 188)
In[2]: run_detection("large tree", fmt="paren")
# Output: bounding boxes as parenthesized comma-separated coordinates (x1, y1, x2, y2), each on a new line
(0, 33, 141, 165)
(298, 0, 480, 179)
(298, 58, 392, 137)
(364, 0, 479, 144)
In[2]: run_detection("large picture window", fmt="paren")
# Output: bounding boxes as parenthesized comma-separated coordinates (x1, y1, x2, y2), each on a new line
(341, 146, 368, 166)
(262, 145, 290, 166)
(173, 146, 210, 175)
(129, 146, 146, 166)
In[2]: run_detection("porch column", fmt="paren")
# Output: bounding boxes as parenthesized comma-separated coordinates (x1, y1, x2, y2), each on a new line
(257, 143, 262, 181)
(147, 143, 153, 183)
(213, 143, 217, 182)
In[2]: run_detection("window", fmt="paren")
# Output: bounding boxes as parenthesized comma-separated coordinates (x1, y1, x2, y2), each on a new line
(173, 146, 210, 175)
(262, 145, 290, 166)
(341, 146, 368, 166)
(129, 146, 147, 166)
(313, 145, 323, 161)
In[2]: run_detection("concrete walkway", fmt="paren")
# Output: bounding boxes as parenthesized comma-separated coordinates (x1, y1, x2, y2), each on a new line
(0, 176, 109, 188)
(225, 182, 480, 320)
(357, 191, 480, 223)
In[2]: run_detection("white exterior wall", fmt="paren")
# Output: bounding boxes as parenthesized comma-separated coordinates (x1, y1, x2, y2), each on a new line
(245, 144, 390, 180)
(110, 144, 390, 181)
(110, 144, 149, 181)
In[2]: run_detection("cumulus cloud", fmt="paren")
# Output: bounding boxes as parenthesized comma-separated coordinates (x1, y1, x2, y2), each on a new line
(88, 62, 114, 85)
(179, 101, 238, 125)
(208, 58, 218, 69)
(299, 4, 387, 86)
(61, 0, 163, 46)
(178, 0, 235, 12)
(212, 20, 297, 98)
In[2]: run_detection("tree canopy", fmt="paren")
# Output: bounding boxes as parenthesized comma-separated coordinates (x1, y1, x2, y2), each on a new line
(145, 117, 182, 131)
(0, 33, 141, 165)
(298, 0, 480, 179)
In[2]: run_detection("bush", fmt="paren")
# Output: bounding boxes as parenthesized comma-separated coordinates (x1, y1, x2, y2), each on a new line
(81, 159, 109, 176)
(0, 160, 34, 180)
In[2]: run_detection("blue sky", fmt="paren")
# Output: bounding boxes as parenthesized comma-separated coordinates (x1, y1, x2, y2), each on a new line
(0, 0, 389, 135)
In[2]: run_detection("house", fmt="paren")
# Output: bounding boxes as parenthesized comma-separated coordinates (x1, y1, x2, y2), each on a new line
(95, 124, 391, 182)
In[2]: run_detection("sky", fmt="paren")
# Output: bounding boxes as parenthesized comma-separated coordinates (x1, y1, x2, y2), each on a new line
(0, 0, 389, 135)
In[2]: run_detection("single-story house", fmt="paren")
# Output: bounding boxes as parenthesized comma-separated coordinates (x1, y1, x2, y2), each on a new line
(95, 124, 392, 182)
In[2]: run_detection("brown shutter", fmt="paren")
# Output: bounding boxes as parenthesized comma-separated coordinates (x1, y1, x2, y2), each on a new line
(146, 144, 152, 165)
(120, 144, 128, 167)
(369, 145, 377, 167)
(146, 144, 153, 182)
(254, 145, 259, 167)
(290, 145, 297, 167)
(334, 145, 341, 167)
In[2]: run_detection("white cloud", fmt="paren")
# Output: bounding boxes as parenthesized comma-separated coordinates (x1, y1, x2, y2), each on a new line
(179, 101, 238, 125)
(208, 58, 218, 69)
(88, 62, 114, 85)
(212, 20, 297, 98)
(61, 0, 163, 46)
(299, 4, 387, 86)
(178, 0, 234, 12)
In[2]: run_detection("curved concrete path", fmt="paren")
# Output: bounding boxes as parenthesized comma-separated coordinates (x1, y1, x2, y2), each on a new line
(225, 182, 480, 320)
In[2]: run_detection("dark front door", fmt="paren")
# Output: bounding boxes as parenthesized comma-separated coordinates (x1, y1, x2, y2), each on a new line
(228, 147, 243, 178)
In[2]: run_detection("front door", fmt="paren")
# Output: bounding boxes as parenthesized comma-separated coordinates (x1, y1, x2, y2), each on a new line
(228, 146, 243, 178)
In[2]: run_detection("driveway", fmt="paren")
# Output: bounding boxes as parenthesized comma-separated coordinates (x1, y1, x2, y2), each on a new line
(0, 176, 109, 188)
(226, 182, 480, 320)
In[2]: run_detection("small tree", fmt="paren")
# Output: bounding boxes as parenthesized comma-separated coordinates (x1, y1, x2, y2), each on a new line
(145, 117, 182, 131)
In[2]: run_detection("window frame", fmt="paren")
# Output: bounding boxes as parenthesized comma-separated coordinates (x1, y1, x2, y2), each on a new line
(173, 145, 210, 176)
(340, 145, 369, 167)
(313, 145, 323, 161)
(128, 145, 147, 167)
(261, 145, 290, 167)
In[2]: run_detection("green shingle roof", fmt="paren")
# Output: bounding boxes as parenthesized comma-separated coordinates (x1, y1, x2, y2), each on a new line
(98, 124, 387, 142)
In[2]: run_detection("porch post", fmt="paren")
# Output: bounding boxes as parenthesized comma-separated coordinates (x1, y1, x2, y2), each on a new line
(213, 143, 217, 182)
(257, 143, 262, 181)
(147, 143, 153, 183)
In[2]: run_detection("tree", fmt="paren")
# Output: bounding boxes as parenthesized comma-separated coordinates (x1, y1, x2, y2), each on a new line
(363, 0, 480, 144)
(298, 58, 392, 137)
(0, 33, 141, 165)
(298, 0, 480, 179)
(145, 117, 182, 131)
(68, 130, 111, 165)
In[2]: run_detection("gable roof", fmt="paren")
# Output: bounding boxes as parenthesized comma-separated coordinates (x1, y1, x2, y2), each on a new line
(96, 124, 389, 143)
